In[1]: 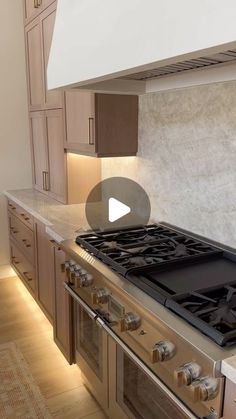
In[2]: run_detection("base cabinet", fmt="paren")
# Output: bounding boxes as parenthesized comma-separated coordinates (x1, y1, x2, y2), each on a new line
(223, 379, 236, 418)
(35, 221, 54, 322)
(53, 244, 73, 363)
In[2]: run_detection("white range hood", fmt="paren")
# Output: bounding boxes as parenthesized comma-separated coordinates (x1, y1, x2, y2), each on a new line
(47, 0, 236, 94)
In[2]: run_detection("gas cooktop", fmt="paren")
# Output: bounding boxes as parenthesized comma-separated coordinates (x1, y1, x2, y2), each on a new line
(76, 223, 236, 346)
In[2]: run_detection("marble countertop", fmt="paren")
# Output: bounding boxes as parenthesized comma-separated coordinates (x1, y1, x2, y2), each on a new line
(221, 356, 236, 384)
(4, 189, 91, 242)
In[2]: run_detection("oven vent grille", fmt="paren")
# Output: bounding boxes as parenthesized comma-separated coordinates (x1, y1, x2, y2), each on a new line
(120, 50, 236, 81)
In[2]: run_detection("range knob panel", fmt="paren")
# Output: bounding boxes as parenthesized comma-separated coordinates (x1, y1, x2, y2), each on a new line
(120, 312, 141, 332)
(190, 377, 219, 402)
(174, 362, 202, 387)
(92, 288, 110, 304)
(75, 271, 93, 288)
(151, 341, 175, 363)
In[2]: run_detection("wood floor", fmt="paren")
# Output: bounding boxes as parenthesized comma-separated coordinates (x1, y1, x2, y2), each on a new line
(0, 275, 107, 419)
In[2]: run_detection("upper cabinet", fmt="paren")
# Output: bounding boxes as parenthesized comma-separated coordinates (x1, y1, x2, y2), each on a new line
(65, 91, 138, 157)
(23, 0, 56, 25)
(47, 0, 236, 94)
(25, 3, 63, 110)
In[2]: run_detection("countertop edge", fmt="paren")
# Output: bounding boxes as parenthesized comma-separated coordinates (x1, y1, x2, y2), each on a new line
(4, 190, 53, 227)
(221, 357, 236, 384)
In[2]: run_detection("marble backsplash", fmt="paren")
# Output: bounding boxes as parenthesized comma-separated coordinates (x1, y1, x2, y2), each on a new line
(102, 80, 236, 248)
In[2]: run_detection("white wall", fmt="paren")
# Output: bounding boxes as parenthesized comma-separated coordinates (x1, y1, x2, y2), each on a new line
(102, 80, 236, 249)
(0, 0, 32, 265)
(48, 0, 236, 89)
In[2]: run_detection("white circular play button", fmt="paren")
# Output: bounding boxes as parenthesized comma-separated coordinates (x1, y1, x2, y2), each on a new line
(85, 177, 151, 231)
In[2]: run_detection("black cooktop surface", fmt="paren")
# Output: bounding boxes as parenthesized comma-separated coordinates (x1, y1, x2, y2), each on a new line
(76, 223, 236, 346)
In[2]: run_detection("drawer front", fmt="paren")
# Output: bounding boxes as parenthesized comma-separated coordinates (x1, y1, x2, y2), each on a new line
(9, 213, 35, 263)
(8, 199, 34, 230)
(10, 240, 36, 293)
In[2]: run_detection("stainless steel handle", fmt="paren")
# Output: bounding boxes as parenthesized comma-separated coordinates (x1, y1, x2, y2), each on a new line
(64, 283, 97, 320)
(88, 117, 94, 145)
(102, 323, 197, 419)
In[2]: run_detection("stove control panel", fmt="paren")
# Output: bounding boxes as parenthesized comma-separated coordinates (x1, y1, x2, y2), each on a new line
(174, 362, 202, 387)
(120, 312, 141, 332)
(190, 377, 219, 402)
(151, 341, 175, 363)
(64, 260, 94, 288)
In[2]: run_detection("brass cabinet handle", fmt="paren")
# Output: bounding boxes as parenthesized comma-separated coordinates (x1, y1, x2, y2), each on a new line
(37, 0, 42, 6)
(12, 256, 20, 265)
(9, 204, 16, 210)
(34, 0, 39, 8)
(42, 171, 46, 190)
(22, 239, 31, 248)
(88, 117, 95, 145)
(42, 171, 50, 191)
(23, 272, 33, 281)
(45, 171, 50, 191)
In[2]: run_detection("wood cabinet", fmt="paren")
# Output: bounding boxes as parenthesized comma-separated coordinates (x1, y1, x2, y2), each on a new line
(25, 3, 62, 110)
(35, 221, 54, 322)
(23, 0, 56, 25)
(65, 91, 138, 157)
(30, 111, 49, 193)
(10, 240, 36, 294)
(25, 18, 44, 110)
(30, 109, 67, 203)
(41, 5, 63, 109)
(223, 379, 236, 418)
(53, 245, 73, 363)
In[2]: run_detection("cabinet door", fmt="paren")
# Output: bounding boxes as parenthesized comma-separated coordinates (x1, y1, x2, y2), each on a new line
(30, 112, 49, 194)
(24, 0, 39, 23)
(41, 4, 63, 109)
(25, 18, 44, 110)
(46, 109, 67, 203)
(53, 246, 73, 363)
(65, 90, 96, 155)
(36, 222, 54, 322)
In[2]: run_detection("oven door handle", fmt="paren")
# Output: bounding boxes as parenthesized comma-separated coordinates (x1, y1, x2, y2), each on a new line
(64, 282, 98, 321)
(102, 322, 198, 419)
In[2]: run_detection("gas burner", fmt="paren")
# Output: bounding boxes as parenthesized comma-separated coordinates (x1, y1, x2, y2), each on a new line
(76, 224, 221, 276)
(167, 285, 236, 346)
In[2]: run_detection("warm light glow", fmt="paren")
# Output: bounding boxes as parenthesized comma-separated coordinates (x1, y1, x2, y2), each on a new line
(0, 264, 16, 279)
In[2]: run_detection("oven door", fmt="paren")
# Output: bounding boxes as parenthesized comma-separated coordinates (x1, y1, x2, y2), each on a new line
(106, 326, 197, 419)
(65, 284, 108, 411)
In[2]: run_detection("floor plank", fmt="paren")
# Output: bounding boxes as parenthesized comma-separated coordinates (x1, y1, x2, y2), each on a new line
(0, 276, 105, 419)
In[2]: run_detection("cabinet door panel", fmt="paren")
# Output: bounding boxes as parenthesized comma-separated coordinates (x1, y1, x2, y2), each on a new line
(46, 109, 67, 203)
(25, 19, 44, 110)
(65, 91, 96, 154)
(41, 5, 63, 108)
(36, 222, 54, 322)
(53, 246, 73, 363)
(30, 112, 49, 194)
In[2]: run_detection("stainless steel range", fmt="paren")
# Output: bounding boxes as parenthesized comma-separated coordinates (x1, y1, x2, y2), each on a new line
(62, 222, 236, 419)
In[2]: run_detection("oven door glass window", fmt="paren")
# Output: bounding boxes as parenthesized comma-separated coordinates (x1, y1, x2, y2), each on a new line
(116, 346, 189, 419)
(76, 304, 103, 380)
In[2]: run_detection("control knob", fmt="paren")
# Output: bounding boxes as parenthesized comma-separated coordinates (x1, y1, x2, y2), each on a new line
(91, 288, 110, 305)
(151, 341, 175, 363)
(174, 363, 202, 387)
(120, 312, 141, 332)
(190, 377, 219, 402)
(74, 269, 93, 288)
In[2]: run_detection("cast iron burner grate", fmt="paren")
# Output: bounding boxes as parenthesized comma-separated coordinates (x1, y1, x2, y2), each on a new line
(167, 285, 236, 346)
(76, 224, 222, 277)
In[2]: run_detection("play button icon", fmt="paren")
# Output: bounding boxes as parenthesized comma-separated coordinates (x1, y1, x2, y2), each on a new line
(108, 198, 131, 222)
(85, 177, 151, 232)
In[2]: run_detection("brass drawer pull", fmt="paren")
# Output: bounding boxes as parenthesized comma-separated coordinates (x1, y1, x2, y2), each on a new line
(9, 204, 16, 210)
(88, 117, 95, 145)
(23, 272, 33, 281)
(12, 256, 20, 265)
(34, 0, 39, 8)
(22, 239, 31, 248)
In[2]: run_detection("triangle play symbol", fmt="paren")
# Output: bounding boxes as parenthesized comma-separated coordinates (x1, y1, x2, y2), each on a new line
(108, 197, 131, 223)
